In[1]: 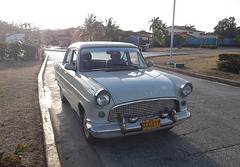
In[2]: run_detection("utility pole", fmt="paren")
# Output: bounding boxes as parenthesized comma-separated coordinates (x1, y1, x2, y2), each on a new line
(168, 0, 176, 65)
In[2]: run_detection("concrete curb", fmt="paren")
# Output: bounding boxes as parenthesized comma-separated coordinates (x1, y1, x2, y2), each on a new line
(38, 55, 61, 167)
(154, 64, 240, 87)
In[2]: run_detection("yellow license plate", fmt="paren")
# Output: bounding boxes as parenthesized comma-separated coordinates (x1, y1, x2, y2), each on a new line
(142, 118, 161, 131)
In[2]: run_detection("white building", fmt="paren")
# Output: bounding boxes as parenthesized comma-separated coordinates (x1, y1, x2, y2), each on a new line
(167, 26, 204, 38)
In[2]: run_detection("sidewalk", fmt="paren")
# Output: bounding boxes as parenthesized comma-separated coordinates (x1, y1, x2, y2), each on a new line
(38, 55, 61, 167)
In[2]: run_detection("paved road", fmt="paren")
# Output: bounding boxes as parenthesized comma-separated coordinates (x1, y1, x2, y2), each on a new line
(44, 50, 240, 167)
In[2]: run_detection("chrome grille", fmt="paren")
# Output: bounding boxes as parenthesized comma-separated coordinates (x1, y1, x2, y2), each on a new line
(109, 98, 179, 122)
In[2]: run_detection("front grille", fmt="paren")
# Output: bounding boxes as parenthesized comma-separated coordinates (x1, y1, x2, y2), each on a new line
(108, 98, 179, 122)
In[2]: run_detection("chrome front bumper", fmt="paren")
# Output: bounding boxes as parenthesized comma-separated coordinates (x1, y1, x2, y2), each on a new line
(86, 109, 191, 139)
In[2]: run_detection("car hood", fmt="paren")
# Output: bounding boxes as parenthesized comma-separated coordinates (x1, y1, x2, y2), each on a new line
(84, 69, 176, 105)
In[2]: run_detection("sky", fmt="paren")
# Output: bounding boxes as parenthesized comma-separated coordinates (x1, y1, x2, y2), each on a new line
(1, 0, 240, 33)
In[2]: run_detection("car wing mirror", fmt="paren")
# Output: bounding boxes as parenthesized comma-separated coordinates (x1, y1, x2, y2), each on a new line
(64, 63, 75, 71)
(147, 60, 154, 67)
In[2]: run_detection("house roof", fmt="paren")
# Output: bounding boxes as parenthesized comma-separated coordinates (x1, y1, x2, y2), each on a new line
(134, 30, 152, 37)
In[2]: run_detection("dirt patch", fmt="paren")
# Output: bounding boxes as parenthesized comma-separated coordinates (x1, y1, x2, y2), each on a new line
(0, 60, 46, 166)
(146, 52, 240, 82)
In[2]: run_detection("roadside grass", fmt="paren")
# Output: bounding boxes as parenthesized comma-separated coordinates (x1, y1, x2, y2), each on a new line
(146, 52, 240, 82)
(0, 60, 46, 166)
(148, 47, 204, 52)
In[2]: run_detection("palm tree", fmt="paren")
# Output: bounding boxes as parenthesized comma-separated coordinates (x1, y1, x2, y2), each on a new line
(84, 13, 102, 41)
(185, 24, 196, 31)
(149, 17, 167, 32)
(149, 17, 169, 45)
(104, 18, 119, 41)
(149, 17, 159, 31)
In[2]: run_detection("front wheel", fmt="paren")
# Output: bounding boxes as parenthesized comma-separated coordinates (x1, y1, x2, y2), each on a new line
(81, 112, 96, 143)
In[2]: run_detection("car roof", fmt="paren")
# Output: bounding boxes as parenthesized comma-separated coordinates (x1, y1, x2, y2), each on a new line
(68, 41, 138, 49)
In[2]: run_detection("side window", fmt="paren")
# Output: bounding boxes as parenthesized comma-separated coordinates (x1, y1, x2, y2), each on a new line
(129, 52, 140, 65)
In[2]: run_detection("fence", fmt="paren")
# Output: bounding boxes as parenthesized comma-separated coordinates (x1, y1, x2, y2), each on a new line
(184, 38, 234, 46)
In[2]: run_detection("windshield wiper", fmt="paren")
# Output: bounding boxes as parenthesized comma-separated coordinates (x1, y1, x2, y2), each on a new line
(113, 64, 139, 69)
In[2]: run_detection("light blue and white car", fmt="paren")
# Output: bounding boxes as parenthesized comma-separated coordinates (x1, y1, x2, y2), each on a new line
(54, 42, 193, 143)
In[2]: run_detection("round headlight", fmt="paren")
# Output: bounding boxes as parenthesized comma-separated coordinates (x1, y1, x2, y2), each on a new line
(95, 90, 111, 107)
(181, 83, 193, 97)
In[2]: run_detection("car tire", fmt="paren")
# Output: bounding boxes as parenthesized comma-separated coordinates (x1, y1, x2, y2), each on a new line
(59, 87, 68, 103)
(82, 112, 96, 143)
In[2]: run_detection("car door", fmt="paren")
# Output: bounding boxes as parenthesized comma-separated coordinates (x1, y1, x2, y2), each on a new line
(56, 48, 72, 91)
(61, 48, 78, 107)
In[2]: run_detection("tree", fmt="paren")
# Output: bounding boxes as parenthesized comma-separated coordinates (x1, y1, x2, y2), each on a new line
(149, 17, 163, 31)
(165, 34, 184, 47)
(149, 17, 168, 45)
(0, 20, 19, 42)
(184, 24, 196, 31)
(84, 13, 102, 41)
(117, 29, 134, 40)
(234, 26, 240, 46)
(152, 29, 165, 45)
(214, 17, 237, 39)
(104, 18, 119, 41)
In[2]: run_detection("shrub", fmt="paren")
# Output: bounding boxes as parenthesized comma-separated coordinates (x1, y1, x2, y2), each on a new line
(217, 53, 240, 74)
(208, 45, 217, 49)
(0, 143, 28, 167)
(0, 41, 44, 61)
(22, 44, 38, 60)
(200, 45, 217, 49)
(8, 42, 21, 59)
(37, 48, 46, 60)
(0, 42, 7, 60)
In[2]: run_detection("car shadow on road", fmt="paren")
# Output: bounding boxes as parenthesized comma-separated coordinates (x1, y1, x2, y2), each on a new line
(55, 102, 222, 167)
(93, 130, 222, 167)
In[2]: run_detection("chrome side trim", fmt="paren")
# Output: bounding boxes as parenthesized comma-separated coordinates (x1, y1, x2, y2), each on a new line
(56, 70, 90, 103)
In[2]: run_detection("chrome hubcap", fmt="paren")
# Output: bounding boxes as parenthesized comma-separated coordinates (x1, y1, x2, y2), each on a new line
(83, 113, 90, 138)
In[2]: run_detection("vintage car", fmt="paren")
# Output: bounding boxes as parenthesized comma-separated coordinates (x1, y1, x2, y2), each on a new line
(54, 42, 193, 143)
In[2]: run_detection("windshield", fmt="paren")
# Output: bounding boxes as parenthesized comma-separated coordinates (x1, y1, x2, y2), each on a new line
(79, 47, 147, 72)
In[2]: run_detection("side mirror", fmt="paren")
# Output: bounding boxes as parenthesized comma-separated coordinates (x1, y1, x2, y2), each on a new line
(64, 63, 75, 71)
(147, 60, 154, 67)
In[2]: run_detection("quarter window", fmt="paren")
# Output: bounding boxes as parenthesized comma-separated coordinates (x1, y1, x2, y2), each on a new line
(64, 49, 78, 64)
(64, 49, 73, 64)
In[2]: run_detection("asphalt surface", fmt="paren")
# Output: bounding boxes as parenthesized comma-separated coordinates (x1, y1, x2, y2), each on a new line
(43, 50, 240, 167)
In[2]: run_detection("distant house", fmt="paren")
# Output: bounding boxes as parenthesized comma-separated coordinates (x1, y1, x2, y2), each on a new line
(6, 33, 25, 43)
(167, 26, 204, 38)
(133, 30, 152, 45)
